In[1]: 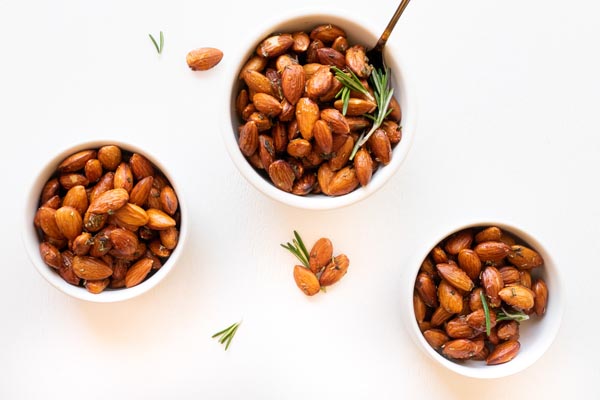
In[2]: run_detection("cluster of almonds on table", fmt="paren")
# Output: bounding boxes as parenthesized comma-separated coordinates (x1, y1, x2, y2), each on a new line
(414, 226, 549, 365)
(34, 145, 181, 294)
(235, 24, 402, 196)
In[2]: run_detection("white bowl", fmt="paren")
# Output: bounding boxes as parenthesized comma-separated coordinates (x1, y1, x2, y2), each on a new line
(22, 140, 188, 303)
(221, 8, 416, 210)
(400, 220, 564, 379)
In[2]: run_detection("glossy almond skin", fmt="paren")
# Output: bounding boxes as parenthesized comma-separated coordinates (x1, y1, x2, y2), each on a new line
(239, 56, 267, 79)
(287, 139, 312, 158)
(292, 173, 316, 196)
(72, 256, 113, 280)
(499, 266, 521, 285)
(474, 241, 512, 262)
(253, 93, 282, 117)
(532, 279, 548, 315)
(41, 178, 60, 204)
(312, 120, 333, 154)
(88, 188, 129, 214)
(381, 120, 402, 144)
(59, 173, 89, 190)
(159, 186, 178, 215)
(84, 159, 103, 183)
(329, 135, 354, 171)
(89, 172, 115, 202)
(413, 293, 427, 323)
(125, 258, 153, 288)
(328, 167, 359, 196)
(97, 145, 121, 171)
(55, 206, 83, 240)
(85, 278, 110, 294)
(129, 176, 154, 207)
(499, 285, 535, 310)
(354, 148, 373, 187)
(268, 160, 295, 193)
(309, 238, 333, 274)
(109, 228, 139, 257)
(71, 232, 92, 256)
(257, 34, 293, 58)
(316, 47, 345, 69)
(466, 308, 497, 331)
(497, 320, 520, 341)
(296, 97, 319, 140)
(481, 266, 504, 307)
(114, 162, 134, 193)
(319, 253, 349, 286)
(293, 265, 320, 296)
(238, 121, 259, 157)
(40, 242, 62, 269)
(258, 135, 275, 170)
(333, 98, 376, 116)
(281, 64, 305, 105)
(431, 306, 453, 327)
(423, 329, 449, 350)
(186, 47, 223, 71)
(438, 280, 464, 314)
(442, 339, 477, 359)
(58, 149, 97, 173)
(310, 24, 346, 43)
(345, 45, 372, 78)
(445, 316, 477, 339)
(415, 272, 438, 308)
(292, 31, 310, 52)
(243, 70, 275, 97)
(457, 249, 482, 281)
(145, 209, 176, 230)
(83, 211, 107, 233)
(486, 340, 520, 365)
(469, 288, 484, 311)
(444, 229, 474, 255)
(129, 153, 154, 180)
(305, 65, 332, 99)
(62, 185, 88, 215)
(317, 163, 335, 195)
(507, 245, 544, 269)
(475, 226, 502, 243)
(436, 263, 474, 292)
(320, 108, 350, 135)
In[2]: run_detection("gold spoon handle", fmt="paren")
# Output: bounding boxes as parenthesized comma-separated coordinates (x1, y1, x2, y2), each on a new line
(374, 0, 412, 51)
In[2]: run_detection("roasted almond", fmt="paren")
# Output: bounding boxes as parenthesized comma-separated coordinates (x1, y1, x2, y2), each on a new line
(532, 279, 548, 315)
(466, 308, 497, 331)
(83, 211, 107, 233)
(423, 329, 449, 350)
(85, 278, 110, 294)
(58, 149, 97, 173)
(125, 258, 153, 288)
(268, 160, 295, 193)
(159, 226, 179, 250)
(457, 249, 482, 281)
(444, 229, 474, 255)
(238, 121, 259, 157)
(334, 98, 376, 116)
(186, 47, 223, 71)
(109, 228, 139, 257)
(287, 138, 312, 158)
(309, 238, 333, 274)
(387, 95, 402, 122)
(41, 178, 60, 204)
(310, 24, 346, 43)
(316, 47, 345, 68)
(159, 186, 178, 215)
(431, 306, 453, 327)
(258, 135, 276, 170)
(58, 251, 80, 286)
(97, 145, 121, 171)
(481, 266, 504, 307)
(305, 65, 332, 99)
(329, 135, 354, 171)
(291, 31, 310, 52)
(239, 56, 267, 79)
(62, 185, 88, 216)
(319, 253, 349, 287)
(257, 34, 293, 58)
(59, 173, 89, 190)
(295, 97, 319, 140)
(442, 339, 476, 359)
(475, 226, 502, 243)
(281, 64, 305, 105)
(72, 255, 113, 280)
(469, 288, 484, 311)
(320, 108, 350, 135)
(129, 176, 154, 207)
(415, 272, 438, 308)
(54, 206, 82, 240)
(114, 162, 134, 193)
(145, 209, 176, 230)
(474, 241, 512, 262)
(88, 188, 129, 214)
(40, 242, 62, 269)
(354, 148, 373, 187)
(244, 70, 275, 97)
(368, 129, 392, 165)
(497, 320, 520, 341)
(71, 232, 92, 256)
(292, 173, 316, 196)
(438, 280, 464, 314)
(89, 172, 114, 202)
(381, 120, 402, 144)
(345, 45, 372, 78)
(413, 292, 427, 323)
(499, 285, 535, 310)
(253, 93, 283, 117)
(129, 153, 154, 181)
(328, 167, 359, 196)
(445, 316, 478, 339)
(507, 245, 544, 269)
(317, 163, 335, 195)
(499, 266, 521, 285)
(486, 340, 520, 365)
(436, 263, 474, 292)
(84, 159, 103, 183)
(293, 265, 320, 296)
(312, 120, 333, 155)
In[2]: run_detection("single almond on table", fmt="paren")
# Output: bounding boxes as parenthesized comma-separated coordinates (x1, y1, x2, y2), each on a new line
(186, 47, 223, 71)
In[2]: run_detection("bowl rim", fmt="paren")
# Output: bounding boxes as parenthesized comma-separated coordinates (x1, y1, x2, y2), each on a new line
(403, 219, 565, 379)
(220, 6, 418, 210)
(22, 139, 188, 303)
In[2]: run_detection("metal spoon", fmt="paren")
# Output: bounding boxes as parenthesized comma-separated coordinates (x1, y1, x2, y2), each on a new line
(366, 0, 412, 70)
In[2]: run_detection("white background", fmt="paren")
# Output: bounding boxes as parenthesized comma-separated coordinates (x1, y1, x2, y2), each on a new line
(1, 0, 599, 399)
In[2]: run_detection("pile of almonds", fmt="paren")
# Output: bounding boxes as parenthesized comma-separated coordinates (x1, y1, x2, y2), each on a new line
(34, 145, 181, 294)
(414, 226, 549, 365)
(293, 237, 349, 296)
(235, 24, 402, 196)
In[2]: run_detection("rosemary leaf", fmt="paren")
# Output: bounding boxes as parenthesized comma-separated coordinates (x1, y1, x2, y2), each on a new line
(293, 230, 310, 262)
(212, 321, 242, 351)
(211, 322, 237, 338)
(159, 31, 164, 53)
(479, 291, 492, 336)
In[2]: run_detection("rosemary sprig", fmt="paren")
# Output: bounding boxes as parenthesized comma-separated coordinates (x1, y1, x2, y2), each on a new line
(349, 67, 394, 160)
(149, 31, 164, 54)
(497, 307, 530, 322)
(212, 320, 242, 351)
(479, 291, 492, 336)
(331, 66, 375, 114)
(280, 230, 310, 268)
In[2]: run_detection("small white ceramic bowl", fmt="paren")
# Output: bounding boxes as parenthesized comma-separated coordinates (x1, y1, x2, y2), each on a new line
(221, 7, 416, 210)
(23, 140, 188, 303)
(400, 220, 564, 379)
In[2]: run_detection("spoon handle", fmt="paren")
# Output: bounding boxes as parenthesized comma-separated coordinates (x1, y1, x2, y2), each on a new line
(374, 0, 412, 51)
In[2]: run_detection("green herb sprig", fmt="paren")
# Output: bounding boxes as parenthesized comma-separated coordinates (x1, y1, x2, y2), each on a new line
(479, 291, 492, 336)
(497, 307, 530, 322)
(331, 66, 375, 115)
(280, 230, 310, 269)
(212, 320, 242, 351)
(149, 31, 164, 54)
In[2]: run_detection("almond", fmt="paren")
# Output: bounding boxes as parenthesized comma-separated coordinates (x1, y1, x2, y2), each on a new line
(415, 272, 438, 308)
(84, 159, 103, 183)
(481, 266, 504, 307)
(89, 172, 115, 202)
(424, 329, 450, 350)
(125, 258, 153, 288)
(334, 98, 376, 116)
(58, 251, 80, 286)
(431, 246, 448, 264)
(114, 162, 134, 193)
(292, 173, 316, 196)
(129, 153, 154, 181)
(129, 176, 154, 207)
(243, 70, 275, 97)
(345, 45, 372, 78)
(256, 34, 293, 58)
(387, 95, 402, 122)
(320, 108, 350, 135)
(317, 158, 335, 195)
(267, 160, 295, 193)
(329, 135, 354, 171)
(109, 228, 139, 257)
(469, 288, 484, 311)
(253, 93, 283, 117)
(305, 65, 332, 99)
(319, 253, 349, 286)
(442, 339, 477, 359)
(62, 185, 88, 216)
(72, 255, 113, 280)
(368, 128, 392, 165)
(347, 116, 371, 132)
(475, 226, 502, 243)
(332, 36, 349, 53)
(438, 280, 464, 314)
(281, 64, 305, 105)
(58, 149, 97, 173)
(431, 306, 453, 327)
(145, 209, 176, 230)
(308, 238, 333, 274)
(436, 263, 474, 292)
(293, 265, 320, 296)
(159, 186, 178, 215)
(413, 293, 427, 323)
(457, 249, 482, 281)
(41, 178, 60, 204)
(258, 135, 275, 170)
(466, 308, 497, 331)
(497, 320, 520, 341)
(186, 47, 223, 71)
(83, 211, 107, 233)
(291, 31, 310, 52)
(444, 229, 474, 255)
(499, 266, 521, 285)
(328, 166, 359, 196)
(40, 242, 62, 269)
(159, 226, 179, 250)
(354, 148, 373, 187)
(97, 145, 121, 171)
(248, 112, 272, 132)
(445, 316, 478, 339)
(88, 188, 129, 214)
(59, 173, 89, 190)
(486, 340, 520, 365)
(310, 24, 346, 43)
(507, 245, 544, 269)
(71, 232, 92, 256)
(85, 278, 110, 294)
(498, 285, 535, 310)
(287, 138, 312, 158)
(54, 206, 83, 240)
(238, 121, 259, 157)
(312, 120, 333, 155)
(296, 97, 319, 140)
(319, 78, 343, 103)
(532, 279, 548, 315)
(474, 241, 512, 262)
(239, 56, 267, 79)
(149, 239, 171, 258)
(316, 47, 345, 69)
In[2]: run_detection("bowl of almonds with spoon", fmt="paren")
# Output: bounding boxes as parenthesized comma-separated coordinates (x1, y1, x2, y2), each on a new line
(221, 7, 416, 210)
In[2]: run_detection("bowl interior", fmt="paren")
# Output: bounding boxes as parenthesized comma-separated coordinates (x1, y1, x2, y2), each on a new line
(222, 9, 416, 210)
(23, 140, 188, 303)
(404, 221, 564, 379)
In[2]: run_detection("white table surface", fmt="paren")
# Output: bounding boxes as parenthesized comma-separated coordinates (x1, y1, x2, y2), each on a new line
(2, 0, 599, 398)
